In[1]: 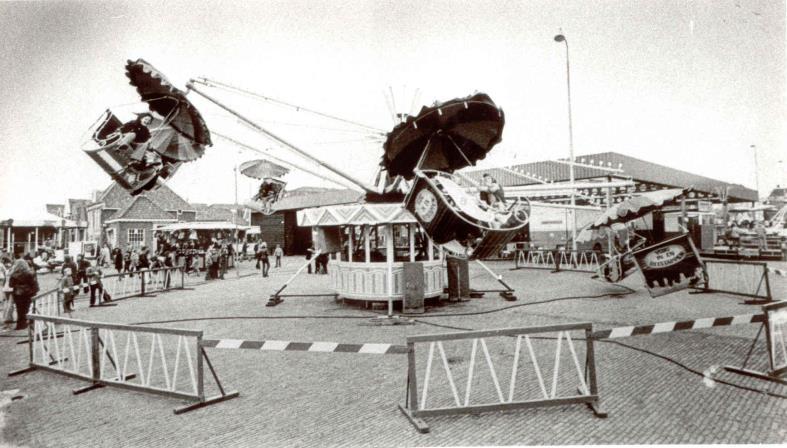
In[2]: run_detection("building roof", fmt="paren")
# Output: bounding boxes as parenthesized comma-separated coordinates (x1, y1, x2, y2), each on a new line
(107, 196, 176, 222)
(466, 151, 757, 202)
(193, 203, 249, 225)
(247, 187, 364, 212)
(96, 183, 193, 212)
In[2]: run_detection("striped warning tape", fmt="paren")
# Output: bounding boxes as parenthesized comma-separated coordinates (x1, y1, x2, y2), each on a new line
(768, 267, 787, 277)
(202, 339, 408, 355)
(592, 313, 766, 340)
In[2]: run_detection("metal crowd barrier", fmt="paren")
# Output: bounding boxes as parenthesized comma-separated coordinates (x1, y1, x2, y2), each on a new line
(31, 288, 62, 317)
(724, 301, 787, 385)
(399, 322, 605, 433)
(693, 259, 772, 304)
(3, 287, 62, 323)
(9, 314, 239, 414)
(102, 266, 186, 301)
(514, 249, 601, 273)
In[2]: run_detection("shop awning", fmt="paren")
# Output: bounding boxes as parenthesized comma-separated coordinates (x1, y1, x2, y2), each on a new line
(154, 221, 251, 232)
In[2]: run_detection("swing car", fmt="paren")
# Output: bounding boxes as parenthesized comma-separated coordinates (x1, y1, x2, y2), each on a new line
(82, 58, 212, 195)
(240, 159, 290, 215)
(251, 178, 287, 215)
(82, 109, 183, 195)
(406, 170, 529, 259)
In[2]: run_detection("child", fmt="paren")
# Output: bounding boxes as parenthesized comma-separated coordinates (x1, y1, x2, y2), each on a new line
(274, 244, 283, 268)
(61, 267, 76, 312)
(87, 264, 112, 307)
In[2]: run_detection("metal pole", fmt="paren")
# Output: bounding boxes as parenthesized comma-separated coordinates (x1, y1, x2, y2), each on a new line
(386, 224, 394, 317)
(555, 33, 577, 251)
(234, 164, 240, 279)
(187, 83, 375, 193)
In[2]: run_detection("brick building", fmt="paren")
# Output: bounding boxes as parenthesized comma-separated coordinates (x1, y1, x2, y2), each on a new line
(86, 183, 196, 250)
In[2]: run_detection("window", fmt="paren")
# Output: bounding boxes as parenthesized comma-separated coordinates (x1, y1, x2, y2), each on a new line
(128, 228, 145, 249)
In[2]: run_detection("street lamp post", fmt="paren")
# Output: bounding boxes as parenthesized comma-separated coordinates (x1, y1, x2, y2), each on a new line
(751, 144, 760, 202)
(554, 32, 577, 251)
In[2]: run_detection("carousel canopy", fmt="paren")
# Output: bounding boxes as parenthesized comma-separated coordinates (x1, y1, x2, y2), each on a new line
(125, 58, 212, 159)
(154, 221, 251, 232)
(239, 159, 290, 179)
(382, 93, 505, 180)
(589, 188, 688, 230)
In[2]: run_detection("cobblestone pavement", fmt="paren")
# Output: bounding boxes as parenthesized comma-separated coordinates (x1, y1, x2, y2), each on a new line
(1, 257, 786, 447)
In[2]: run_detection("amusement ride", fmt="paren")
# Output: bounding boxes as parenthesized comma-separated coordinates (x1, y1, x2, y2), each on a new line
(82, 58, 713, 314)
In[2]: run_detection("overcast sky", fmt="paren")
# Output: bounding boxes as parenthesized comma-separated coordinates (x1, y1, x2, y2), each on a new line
(0, 0, 784, 213)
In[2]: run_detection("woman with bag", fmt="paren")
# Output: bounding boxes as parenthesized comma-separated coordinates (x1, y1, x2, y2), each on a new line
(8, 257, 38, 330)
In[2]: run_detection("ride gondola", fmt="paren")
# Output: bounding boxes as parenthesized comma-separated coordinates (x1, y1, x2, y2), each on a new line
(383, 93, 530, 259)
(239, 159, 290, 215)
(585, 188, 707, 296)
(82, 58, 212, 195)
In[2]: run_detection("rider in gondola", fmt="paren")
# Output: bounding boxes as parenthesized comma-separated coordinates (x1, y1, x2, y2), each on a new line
(479, 174, 506, 211)
(113, 113, 167, 190)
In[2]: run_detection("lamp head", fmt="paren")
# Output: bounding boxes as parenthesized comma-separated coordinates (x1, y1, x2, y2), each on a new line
(554, 34, 566, 42)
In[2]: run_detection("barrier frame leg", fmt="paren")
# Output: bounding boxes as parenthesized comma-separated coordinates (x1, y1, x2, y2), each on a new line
(722, 366, 787, 386)
(584, 327, 607, 418)
(399, 341, 430, 433)
(173, 346, 239, 414)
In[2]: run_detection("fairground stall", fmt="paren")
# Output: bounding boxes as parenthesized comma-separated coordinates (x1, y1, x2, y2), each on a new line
(296, 202, 445, 313)
(153, 221, 250, 269)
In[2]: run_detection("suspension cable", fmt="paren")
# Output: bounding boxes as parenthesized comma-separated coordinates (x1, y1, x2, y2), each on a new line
(191, 77, 386, 134)
(212, 130, 361, 191)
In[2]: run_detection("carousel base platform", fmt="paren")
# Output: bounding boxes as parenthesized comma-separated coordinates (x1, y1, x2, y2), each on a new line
(329, 260, 445, 304)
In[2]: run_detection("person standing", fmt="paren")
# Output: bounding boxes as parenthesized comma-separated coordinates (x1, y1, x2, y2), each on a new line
(274, 244, 283, 268)
(138, 246, 150, 271)
(87, 262, 112, 307)
(112, 246, 123, 273)
(8, 257, 38, 330)
(60, 266, 76, 312)
(242, 241, 248, 261)
(219, 243, 228, 280)
(100, 243, 111, 268)
(163, 250, 174, 289)
(258, 242, 270, 277)
(306, 243, 316, 274)
(76, 254, 91, 295)
(61, 255, 79, 298)
(1, 257, 14, 328)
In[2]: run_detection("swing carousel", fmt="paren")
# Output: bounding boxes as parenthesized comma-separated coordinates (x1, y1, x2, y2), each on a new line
(183, 80, 527, 309)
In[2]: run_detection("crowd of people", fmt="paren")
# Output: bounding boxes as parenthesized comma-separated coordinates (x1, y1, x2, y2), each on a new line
(1, 236, 313, 330)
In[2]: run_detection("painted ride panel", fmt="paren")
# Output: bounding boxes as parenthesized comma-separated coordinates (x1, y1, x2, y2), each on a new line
(405, 170, 529, 259)
(331, 260, 444, 301)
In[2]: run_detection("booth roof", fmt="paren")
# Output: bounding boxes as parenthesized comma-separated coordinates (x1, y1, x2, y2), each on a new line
(154, 221, 251, 231)
(0, 206, 80, 228)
